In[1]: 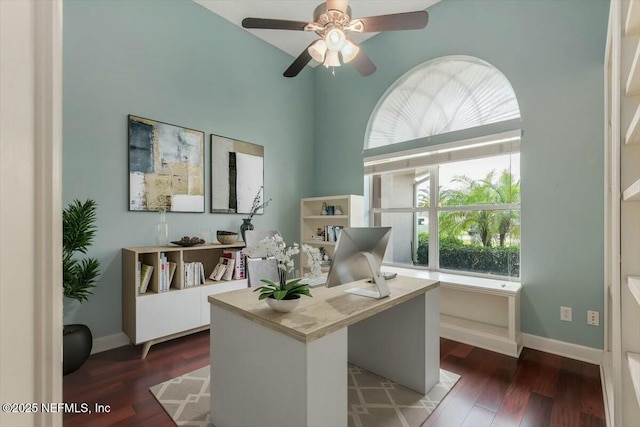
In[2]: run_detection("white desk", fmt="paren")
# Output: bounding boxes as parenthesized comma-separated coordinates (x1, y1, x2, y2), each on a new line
(208, 276, 440, 427)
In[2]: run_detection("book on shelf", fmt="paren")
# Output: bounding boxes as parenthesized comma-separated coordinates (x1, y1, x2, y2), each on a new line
(168, 262, 177, 287)
(183, 261, 205, 287)
(136, 261, 142, 294)
(210, 262, 227, 281)
(218, 257, 235, 281)
(139, 264, 153, 294)
(223, 248, 245, 279)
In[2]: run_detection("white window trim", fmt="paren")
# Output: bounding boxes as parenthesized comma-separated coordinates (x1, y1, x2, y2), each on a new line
(368, 133, 521, 281)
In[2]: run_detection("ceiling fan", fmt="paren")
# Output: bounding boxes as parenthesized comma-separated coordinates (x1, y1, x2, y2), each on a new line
(242, 0, 429, 78)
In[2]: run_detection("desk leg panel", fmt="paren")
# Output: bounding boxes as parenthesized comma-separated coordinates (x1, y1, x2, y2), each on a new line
(210, 305, 347, 427)
(348, 287, 440, 394)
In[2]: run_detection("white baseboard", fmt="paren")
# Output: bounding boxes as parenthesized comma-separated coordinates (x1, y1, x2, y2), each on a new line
(521, 333, 602, 365)
(91, 332, 129, 354)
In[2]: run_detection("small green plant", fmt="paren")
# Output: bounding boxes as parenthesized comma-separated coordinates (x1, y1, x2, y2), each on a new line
(63, 199, 100, 302)
(253, 278, 312, 301)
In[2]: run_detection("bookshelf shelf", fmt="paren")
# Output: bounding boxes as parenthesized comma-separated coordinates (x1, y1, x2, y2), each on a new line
(626, 41, 640, 96)
(625, 0, 639, 36)
(629, 352, 640, 406)
(626, 103, 640, 145)
(629, 276, 640, 306)
(300, 195, 364, 274)
(122, 243, 247, 358)
(623, 179, 640, 201)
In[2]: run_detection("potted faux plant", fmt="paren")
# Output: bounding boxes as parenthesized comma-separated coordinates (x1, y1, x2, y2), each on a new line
(63, 199, 100, 375)
(246, 234, 321, 312)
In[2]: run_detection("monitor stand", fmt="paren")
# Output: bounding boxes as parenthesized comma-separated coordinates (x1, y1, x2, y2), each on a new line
(344, 252, 390, 299)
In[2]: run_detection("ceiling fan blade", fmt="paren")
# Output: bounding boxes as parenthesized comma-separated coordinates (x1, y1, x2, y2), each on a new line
(242, 17, 309, 31)
(351, 50, 376, 77)
(283, 42, 315, 78)
(326, 0, 348, 13)
(356, 10, 429, 33)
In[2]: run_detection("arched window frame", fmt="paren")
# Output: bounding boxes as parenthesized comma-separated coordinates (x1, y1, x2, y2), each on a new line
(364, 56, 522, 280)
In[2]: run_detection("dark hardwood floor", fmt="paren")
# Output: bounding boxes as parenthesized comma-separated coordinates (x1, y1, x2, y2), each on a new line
(63, 333, 605, 427)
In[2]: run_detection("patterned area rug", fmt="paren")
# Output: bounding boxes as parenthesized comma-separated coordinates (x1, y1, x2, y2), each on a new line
(150, 364, 459, 427)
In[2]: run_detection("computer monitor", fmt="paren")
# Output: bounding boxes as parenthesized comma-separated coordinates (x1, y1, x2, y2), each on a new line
(325, 227, 392, 299)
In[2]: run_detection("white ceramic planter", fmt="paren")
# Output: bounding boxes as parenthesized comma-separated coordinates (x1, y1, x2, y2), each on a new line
(266, 297, 300, 313)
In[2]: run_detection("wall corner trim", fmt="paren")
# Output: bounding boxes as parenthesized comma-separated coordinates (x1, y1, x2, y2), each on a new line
(522, 333, 603, 365)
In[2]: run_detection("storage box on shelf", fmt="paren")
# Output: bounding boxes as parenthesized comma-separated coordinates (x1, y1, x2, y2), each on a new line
(300, 195, 364, 274)
(122, 243, 247, 358)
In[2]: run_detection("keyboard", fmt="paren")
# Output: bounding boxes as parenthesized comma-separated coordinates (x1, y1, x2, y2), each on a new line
(298, 276, 327, 287)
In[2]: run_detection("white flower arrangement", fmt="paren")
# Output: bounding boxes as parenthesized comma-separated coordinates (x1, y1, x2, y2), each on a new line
(245, 234, 322, 300)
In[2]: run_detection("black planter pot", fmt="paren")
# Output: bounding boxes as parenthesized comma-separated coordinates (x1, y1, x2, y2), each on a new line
(63, 324, 92, 375)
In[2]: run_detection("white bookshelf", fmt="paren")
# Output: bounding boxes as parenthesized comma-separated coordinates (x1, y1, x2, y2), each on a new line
(626, 103, 640, 145)
(628, 352, 640, 406)
(623, 179, 640, 201)
(626, 41, 640, 96)
(605, 1, 640, 424)
(629, 276, 640, 305)
(300, 195, 364, 273)
(625, 0, 639, 36)
(122, 243, 248, 358)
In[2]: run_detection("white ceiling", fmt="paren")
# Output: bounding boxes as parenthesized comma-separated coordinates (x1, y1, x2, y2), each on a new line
(193, 0, 439, 63)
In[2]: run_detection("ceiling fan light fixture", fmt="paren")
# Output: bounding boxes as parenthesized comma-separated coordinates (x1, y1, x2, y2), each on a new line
(325, 27, 346, 51)
(340, 40, 359, 63)
(323, 50, 341, 67)
(308, 39, 327, 63)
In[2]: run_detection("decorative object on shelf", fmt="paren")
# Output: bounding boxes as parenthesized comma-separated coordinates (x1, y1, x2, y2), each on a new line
(245, 234, 322, 312)
(216, 230, 238, 245)
(335, 205, 343, 215)
(327, 205, 335, 215)
(128, 115, 205, 212)
(240, 186, 272, 241)
(211, 134, 264, 214)
(240, 218, 254, 242)
(156, 211, 169, 246)
(63, 199, 101, 375)
(321, 202, 328, 215)
(171, 236, 205, 247)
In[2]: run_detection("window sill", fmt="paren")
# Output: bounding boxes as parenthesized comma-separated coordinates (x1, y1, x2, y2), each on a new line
(382, 266, 521, 297)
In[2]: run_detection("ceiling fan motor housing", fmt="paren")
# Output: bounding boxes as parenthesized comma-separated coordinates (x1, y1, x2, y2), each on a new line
(312, 3, 352, 37)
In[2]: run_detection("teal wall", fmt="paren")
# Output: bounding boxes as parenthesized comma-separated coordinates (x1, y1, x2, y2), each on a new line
(63, 0, 315, 338)
(313, 0, 609, 348)
(64, 0, 610, 348)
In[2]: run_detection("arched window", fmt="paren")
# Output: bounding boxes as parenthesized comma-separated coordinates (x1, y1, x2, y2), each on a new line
(365, 56, 520, 149)
(365, 56, 521, 279)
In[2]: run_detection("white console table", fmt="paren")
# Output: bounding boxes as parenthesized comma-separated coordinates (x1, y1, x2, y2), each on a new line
(208, 276, 440, 427)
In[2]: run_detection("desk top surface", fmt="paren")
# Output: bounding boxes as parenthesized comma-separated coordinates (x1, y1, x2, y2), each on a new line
(208, 276, 439, 343)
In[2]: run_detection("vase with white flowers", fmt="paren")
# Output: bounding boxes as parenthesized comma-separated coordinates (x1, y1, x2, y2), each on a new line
(245, 234, 322, 312)
(240, 186, 272, 241)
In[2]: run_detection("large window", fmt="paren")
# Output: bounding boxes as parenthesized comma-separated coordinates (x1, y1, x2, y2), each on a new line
(368, 137, 520, 278)
(364, 56, 521, 279)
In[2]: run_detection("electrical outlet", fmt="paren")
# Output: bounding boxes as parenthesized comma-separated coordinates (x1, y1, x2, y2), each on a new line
(561, 306, 572, 322)
(587, 310, 600, 326)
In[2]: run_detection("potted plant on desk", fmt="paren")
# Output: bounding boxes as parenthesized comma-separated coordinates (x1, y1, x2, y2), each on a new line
(246, 234, 322, 313)
(63, 199, 100, 375)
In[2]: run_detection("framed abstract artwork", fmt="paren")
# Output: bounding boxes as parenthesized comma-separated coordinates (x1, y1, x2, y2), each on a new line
(210, 134, 264, 214)
(128, 115, 205, 212)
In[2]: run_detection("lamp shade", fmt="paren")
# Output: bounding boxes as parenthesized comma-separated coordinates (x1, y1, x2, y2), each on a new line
(323, 50, 340, 67)
(308, 39, 327, 63)
(325, 27, 346, 51)
(340, 40, 359, 63)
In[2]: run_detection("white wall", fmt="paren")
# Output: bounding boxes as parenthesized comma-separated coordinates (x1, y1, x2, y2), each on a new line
(0, 1, 62, 426)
